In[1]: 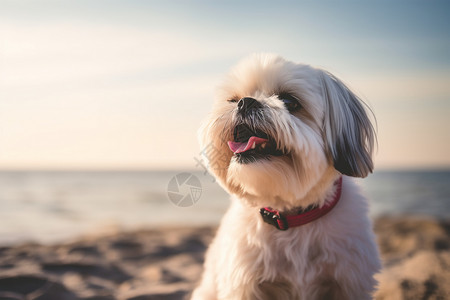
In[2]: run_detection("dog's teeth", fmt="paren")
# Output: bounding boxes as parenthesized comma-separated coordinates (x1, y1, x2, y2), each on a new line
(251, 142, 256, 149)
(261, 143, 266, 149)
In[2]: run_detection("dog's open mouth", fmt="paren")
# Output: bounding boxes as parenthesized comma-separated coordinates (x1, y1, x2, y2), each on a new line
(227, 124, 283, 163)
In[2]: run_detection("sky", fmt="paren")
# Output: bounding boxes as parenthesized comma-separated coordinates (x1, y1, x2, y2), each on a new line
(0, 0, 449, 170)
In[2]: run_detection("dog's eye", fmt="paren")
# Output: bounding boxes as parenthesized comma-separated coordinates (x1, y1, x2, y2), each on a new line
(278, 93, 301, 112)
(227, 99, 238, 103)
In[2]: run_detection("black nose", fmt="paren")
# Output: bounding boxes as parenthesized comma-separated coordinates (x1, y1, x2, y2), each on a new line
(237, 97, 262, 114)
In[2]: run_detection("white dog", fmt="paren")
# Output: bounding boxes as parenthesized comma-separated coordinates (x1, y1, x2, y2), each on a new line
(192, 54, 381, 300)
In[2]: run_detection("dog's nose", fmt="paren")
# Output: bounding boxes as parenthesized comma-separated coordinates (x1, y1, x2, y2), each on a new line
(237, 97, 261, 114)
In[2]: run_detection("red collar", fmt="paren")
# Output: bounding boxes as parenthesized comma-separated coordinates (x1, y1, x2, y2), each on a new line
(259, 176, 343, 230)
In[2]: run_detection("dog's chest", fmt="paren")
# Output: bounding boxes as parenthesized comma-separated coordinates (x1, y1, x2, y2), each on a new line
(240, 223, 324, 283)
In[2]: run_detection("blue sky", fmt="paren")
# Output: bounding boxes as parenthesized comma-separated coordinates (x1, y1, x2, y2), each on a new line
(0, 1, 449, 169)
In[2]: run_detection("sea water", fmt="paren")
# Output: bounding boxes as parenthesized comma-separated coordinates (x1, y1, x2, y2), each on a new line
(0, 169, 449, 245)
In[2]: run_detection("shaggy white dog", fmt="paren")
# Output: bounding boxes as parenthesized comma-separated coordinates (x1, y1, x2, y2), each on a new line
(192, 54, 381, 300)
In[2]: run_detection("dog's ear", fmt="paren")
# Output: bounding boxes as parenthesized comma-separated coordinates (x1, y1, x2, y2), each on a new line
(320, 70, 376, 178)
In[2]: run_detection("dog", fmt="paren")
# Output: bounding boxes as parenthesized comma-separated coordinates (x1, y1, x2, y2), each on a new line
(192, 54, 381, 300)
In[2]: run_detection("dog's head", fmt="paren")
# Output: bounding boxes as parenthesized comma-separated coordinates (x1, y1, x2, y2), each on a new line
(199, 54, 375, 208)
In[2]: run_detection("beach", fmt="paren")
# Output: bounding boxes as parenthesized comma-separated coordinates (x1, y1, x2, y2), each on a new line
(0, 216, 448, 300)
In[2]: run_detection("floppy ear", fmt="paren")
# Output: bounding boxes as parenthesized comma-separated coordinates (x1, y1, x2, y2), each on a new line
(320, 70, 376, 178)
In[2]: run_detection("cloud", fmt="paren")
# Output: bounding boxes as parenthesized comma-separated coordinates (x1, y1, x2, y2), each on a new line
(0, 19, 226, 87)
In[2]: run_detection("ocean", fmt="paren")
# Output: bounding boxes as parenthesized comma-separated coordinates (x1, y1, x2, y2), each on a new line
(0, 169, 449, 245)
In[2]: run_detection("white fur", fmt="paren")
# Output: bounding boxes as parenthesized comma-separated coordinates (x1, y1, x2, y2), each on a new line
(192, 54, 381, 300)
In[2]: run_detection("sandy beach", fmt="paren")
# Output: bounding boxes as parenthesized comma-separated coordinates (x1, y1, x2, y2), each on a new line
(0, 216, 448, 300)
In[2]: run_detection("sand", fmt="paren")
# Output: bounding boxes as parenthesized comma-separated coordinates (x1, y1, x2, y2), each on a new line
(0, 217, 448, 300)
(375, 217, 450, 299)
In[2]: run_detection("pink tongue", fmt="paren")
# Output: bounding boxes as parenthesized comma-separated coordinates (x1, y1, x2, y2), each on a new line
(227, 136, 268, 154)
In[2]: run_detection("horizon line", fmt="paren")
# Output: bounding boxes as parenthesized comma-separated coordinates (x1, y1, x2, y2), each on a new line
(0, 166, 449, 173)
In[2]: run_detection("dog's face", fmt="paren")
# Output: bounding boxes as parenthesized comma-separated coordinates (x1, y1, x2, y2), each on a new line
(199, 54, 375, 208)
